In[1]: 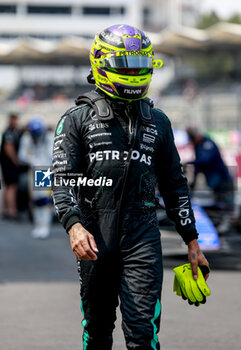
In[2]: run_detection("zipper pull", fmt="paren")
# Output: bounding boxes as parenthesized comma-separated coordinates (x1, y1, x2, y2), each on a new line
(125, 109, 134, 136)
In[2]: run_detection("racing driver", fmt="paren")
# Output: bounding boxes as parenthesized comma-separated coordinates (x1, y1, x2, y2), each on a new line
(52, 24, 209, 350)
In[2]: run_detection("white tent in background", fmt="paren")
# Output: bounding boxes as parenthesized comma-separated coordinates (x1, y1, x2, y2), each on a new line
(0, 22, 241, 63)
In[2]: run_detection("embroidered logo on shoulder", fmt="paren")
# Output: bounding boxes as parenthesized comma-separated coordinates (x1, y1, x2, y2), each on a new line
(56, 117, 66, 135)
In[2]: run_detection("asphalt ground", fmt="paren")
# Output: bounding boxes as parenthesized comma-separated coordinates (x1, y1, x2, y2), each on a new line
(0, 218, 241, 350)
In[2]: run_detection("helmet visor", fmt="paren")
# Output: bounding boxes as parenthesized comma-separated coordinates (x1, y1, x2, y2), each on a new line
(105, 55, 152, 68)
(100, 52, 153, 69)
(107, 67, 151, 75)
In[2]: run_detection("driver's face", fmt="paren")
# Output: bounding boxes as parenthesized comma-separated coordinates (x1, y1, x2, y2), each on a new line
(116, 68, 142, 75)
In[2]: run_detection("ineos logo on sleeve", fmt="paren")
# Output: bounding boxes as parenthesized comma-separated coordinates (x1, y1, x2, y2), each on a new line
(178, 196, 191, 226)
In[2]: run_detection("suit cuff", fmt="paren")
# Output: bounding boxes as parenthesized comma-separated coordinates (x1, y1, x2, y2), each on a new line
(181, 230, 199, 245)
(65, 215, 82, 233)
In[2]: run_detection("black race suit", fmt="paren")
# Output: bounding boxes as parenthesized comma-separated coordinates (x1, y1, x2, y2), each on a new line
(52, 91, 198, 350)
(0, 127, 21, 185)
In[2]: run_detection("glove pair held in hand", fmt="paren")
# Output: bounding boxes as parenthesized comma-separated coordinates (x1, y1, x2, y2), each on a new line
(173, 263, 211, 307)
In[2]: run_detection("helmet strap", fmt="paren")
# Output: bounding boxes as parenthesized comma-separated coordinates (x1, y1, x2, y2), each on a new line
(75, 90, 114, 121)
(139, 98, 155, 125)
(75, 90, 154, 125)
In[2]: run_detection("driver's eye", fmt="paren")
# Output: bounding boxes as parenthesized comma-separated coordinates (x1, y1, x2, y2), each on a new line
(116, 68, 142, 74)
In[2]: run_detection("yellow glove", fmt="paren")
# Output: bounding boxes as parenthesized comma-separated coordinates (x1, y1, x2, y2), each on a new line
(173, 263, 211, 307)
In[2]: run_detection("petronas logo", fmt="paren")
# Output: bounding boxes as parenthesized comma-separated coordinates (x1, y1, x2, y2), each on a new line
(56, 117, 66, 135)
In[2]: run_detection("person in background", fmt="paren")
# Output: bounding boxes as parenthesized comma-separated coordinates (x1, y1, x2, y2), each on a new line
(18, 117, 53, 238)
(186, 126, 234, 233)
(0, 113, 21, 219)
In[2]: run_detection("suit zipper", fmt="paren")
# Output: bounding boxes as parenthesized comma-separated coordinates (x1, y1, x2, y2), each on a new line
(116, 112, 139, 237)
(125, 109, 134, 147)
(125, 109, 134, 137)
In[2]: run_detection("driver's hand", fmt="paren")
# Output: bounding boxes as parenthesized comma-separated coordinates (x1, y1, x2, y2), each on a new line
(188, 239, 209, 281)
(68, 222, 98, 260)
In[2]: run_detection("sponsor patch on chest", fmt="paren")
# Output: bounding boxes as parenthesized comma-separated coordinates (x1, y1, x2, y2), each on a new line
(88, 150, 152, 165)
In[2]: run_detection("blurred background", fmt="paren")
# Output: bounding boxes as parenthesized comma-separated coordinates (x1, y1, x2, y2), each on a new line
(0, 1, 241, 350)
